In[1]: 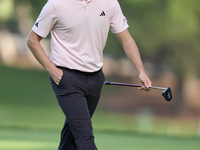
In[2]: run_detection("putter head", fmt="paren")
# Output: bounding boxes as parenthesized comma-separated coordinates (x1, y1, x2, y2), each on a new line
(162, 87, 172, 101)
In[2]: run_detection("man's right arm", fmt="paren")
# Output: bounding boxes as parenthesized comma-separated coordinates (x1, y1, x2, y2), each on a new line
(27, 30, 63, 85)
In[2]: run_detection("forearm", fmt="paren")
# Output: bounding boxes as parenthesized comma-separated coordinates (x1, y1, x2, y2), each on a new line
(27, 31, 63, 85)
(116, 30, 145, 75)
(122, 38, 146, 74)
(116, 29, 151, 89)
(27, 31, 55, 72)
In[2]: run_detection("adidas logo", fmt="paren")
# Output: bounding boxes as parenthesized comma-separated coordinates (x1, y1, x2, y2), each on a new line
(35, 22, 39, 27)
(100, 11, 106, 16)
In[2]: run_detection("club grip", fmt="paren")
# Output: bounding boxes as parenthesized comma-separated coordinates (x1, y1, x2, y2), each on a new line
(104, 81, 111, 85)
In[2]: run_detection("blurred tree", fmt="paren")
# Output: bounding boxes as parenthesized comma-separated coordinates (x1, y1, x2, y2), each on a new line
(107, 0, 200, 78)
(0, 0, 14, 22)
(108, 0, 200, 84)
(115, 0, 200, 112)
(0, 0, 14, 30)
(0, 0, 46, 33)
(14, 0, 47, 19)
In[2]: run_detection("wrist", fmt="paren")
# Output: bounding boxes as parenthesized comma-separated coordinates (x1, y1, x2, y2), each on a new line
(45, 63, 56, 74)
(137, 68, 146, 75)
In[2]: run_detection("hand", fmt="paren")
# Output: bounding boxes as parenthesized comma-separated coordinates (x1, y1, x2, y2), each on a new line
(49, 67, 63, 85)
(138, 72, 152, 91)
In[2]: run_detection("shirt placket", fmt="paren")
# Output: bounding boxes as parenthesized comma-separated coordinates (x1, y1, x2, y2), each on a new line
(84, 0, 91, 16)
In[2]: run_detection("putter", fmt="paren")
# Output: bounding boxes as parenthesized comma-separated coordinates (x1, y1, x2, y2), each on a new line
(104, 81, 172, 101)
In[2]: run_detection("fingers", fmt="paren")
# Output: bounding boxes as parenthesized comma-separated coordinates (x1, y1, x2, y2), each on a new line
(55, 69, 63, 85)
(139, 73, 152, 92)
(139, 83, 151, 91)
(50, 67, 63, 85)
(144, 79, 152, 89)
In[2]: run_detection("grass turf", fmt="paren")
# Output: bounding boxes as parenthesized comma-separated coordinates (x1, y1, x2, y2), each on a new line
(1, 128, 200, 150)
(0, 65, 200, 150)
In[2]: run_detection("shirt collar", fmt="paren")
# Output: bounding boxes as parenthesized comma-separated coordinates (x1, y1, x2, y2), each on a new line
(77, 0, 92, 1)
(77, 0, 92, 4)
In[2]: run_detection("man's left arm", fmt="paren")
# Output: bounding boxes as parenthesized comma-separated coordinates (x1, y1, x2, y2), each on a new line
(116, 29, 152, 91)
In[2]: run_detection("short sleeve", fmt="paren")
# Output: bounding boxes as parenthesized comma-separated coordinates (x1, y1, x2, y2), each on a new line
(32, 0, 58, 38)
(110, 0, 129, 34)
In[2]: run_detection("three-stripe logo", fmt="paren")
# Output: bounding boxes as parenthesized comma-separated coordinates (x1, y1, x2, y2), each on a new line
(35, 22, 39, 28)
(100, 11, 106, 16)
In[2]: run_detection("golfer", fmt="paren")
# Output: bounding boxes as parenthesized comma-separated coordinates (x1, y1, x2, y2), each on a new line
(27, 0, 152, 149)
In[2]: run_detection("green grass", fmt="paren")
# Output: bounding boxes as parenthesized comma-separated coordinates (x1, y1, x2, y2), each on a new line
(96, 131, 200, 150)
(0, 65, 200, 150)
(0, 128, 59, 150)
(0, 65, 56, 106)
(1, 128, 200, 150)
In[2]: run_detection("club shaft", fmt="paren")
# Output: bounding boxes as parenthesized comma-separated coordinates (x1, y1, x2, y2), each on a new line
(105, 81, 166, 90)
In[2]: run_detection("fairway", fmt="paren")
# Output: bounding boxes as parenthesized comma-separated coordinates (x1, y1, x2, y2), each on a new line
(0, 65, 200, 150)
(0, 128, 59, 150)
(1, 128, 200, 150)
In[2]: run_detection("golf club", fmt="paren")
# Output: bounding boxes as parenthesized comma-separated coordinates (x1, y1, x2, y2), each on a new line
(104, 81, 172, 101)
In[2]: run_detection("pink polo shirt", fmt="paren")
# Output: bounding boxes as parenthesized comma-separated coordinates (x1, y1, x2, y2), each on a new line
(32, 0, 129, 72)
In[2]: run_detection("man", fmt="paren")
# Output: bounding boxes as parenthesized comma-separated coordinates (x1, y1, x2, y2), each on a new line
(27, 0, 152, 149)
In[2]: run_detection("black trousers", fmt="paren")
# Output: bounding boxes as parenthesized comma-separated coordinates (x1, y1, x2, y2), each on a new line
(49, 67, 105, 150)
